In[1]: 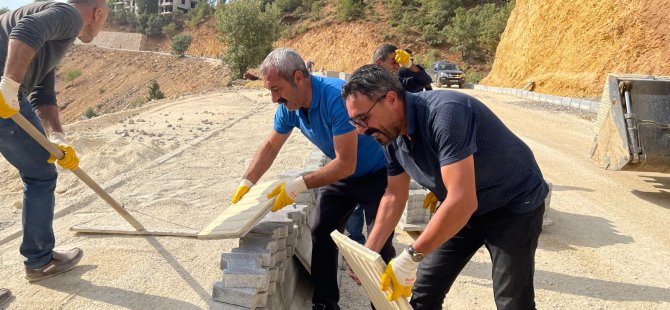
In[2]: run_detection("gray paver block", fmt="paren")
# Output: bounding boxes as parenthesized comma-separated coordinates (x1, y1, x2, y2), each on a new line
(239, 236, 278, 253)
(212, 282, 268, 308)
(248, 221, 289, 239)
(221, 254, 271, 290)
(209, 300, 252, 310)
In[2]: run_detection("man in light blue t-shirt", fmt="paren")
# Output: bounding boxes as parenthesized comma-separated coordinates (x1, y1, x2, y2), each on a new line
(230, 49, 395, 310)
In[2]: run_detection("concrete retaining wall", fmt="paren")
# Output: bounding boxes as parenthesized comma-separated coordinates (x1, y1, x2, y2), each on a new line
(474, 84, 601, 113)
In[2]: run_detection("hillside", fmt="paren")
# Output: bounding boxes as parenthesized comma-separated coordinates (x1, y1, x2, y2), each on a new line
(56, 45, 228, 123)
(482, 0, 670, 97)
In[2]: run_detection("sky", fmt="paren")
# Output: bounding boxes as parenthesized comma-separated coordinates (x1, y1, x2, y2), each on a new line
(4, 0, 67, 10)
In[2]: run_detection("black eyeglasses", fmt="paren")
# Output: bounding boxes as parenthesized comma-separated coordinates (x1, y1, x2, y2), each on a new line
(348, 95, 385, 128)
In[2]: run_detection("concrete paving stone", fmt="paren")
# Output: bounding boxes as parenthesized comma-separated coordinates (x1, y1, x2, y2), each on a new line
(275, 238, 287, 251)
(248, 221, 289, 239)
(274, 249, 288, 263)
(212, 282, 268, 308)
(221, 255, 270, 291)
(209, 300, 253, 310)
(229, 248, 273, 268)
(276, 261, 286, 283)
(239, 236, 279, 253)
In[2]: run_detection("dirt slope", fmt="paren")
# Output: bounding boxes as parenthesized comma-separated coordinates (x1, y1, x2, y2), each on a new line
(482, 0, 670, 98)
(56, 45, 228, 123)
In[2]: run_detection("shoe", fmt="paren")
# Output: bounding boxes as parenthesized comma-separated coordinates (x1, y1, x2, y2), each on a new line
(0, 288, 11, 306)
(25, 248, 83, 282)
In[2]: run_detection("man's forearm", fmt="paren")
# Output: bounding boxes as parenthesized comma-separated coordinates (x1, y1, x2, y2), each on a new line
(243, 142, 281, 184)
(3, 39, 36, 82)
(303, 158, 354, 189)
(365, 190, 408, 252)
(35, 104, 63, 135)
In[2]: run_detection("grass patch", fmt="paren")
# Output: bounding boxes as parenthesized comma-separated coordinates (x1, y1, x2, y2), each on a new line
(63, 69, 83, 82)
(83, 107, 97, 118)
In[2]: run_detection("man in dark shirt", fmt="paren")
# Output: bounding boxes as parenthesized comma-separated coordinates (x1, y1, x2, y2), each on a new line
(343, 65, 548, 309)
(372, 44, 432, 93)
(0, 0, 108, 282)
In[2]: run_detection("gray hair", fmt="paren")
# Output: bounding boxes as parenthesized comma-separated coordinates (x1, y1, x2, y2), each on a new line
(260, 48, 310, 85)
(371, 43, 397, 63)
(342, 64, 405, 102)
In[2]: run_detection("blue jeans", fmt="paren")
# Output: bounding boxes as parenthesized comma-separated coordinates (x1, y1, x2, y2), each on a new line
(0, 98, 57, 269)
(345, 205, 365, 245)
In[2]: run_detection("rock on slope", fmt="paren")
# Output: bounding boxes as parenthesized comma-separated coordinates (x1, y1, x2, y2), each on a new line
(481, 0, 670, 97)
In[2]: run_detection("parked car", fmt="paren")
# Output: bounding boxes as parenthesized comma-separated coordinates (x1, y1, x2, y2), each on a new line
(427, 61, 465, 88)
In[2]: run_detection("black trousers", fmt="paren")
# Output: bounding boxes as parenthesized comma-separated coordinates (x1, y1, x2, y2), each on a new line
(310, 168, 396, 310)
(410, 204, 545, 310)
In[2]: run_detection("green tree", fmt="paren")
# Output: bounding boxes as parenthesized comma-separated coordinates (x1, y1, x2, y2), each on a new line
(0, 7, 10, 15)
(187, 1, 212, 28)
(216, 0, 281, 79)
(136, 0, 158, 14)
(171, 34, 192, 57)
(444, 2, 513, 61)
(145, 14, 164, 36)
(274, 0, 302, 13)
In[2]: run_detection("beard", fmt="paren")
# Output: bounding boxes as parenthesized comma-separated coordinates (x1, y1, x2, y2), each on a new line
(365, 128, 394, 146)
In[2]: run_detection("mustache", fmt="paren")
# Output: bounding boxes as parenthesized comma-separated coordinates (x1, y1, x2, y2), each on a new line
(277, 97, 288, 104)
(364, 128, 381, 136)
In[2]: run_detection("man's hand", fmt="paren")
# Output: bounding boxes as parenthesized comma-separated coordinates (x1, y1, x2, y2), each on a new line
(47, 132, 79, 170)
(380, 250, 418, 301)
(267, 176, 307, 212)
(422, 191, 438, 214)
(232, 179, 254, 204)
(345, 261, 362, 286)
(0, 76, 21, 119)
(394, 50, 413, 68)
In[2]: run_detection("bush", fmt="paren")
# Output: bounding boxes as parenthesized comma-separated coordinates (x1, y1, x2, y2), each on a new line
(83, 107, 97, 118)
(63, 68, 82, 82)
(0, 7, 9, 15)
(144, 14, 164, 36)
(465, 69, 487, 84)
(275, 0, 302, 13)
(171, 34, 192, 57)
(162, 22, 178, 39)
(217, 0, 281, 79)
(337, 0, 365, 21)
(147, 80, 165, 101)
(130, 97, 148, 108)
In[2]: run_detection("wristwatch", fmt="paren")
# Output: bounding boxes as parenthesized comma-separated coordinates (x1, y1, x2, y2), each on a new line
(407, 244, 424, 262)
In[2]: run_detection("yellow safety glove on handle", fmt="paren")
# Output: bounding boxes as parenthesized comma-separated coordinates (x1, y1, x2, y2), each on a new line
(380, 249, 418, 301)
(232, 178, 254, 204)
(422, 192, 438, 214)
(47, 132, 79, 170)
(267, 176, 307, 212)
(0, 76, 21, 119)
(394, 49, 413, 69)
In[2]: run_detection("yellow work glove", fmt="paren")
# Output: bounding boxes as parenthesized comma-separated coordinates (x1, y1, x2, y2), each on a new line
(267, 176, 307, 212)
(0, 76, 21, 119)
(232, 178, 254, 204)
(422, 191, 438, 214)
(380, 249, 418, 301)
(394, 49, 413, 68)
(47, 132, 79, 170)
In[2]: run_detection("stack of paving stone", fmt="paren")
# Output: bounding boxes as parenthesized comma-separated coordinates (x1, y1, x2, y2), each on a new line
(210, 149, 325, 309)
(397, 180, 431, 232)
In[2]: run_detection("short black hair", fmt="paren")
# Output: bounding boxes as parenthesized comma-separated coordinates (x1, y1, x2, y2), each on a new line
(342, 64, 405, 103)
(371, 43, 397, 63)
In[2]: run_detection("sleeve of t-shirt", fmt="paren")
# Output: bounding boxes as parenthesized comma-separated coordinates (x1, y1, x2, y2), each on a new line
(399, 67, 432, 91)
(273, 106, 295, 134)
(431, 101, 478, 167)
(383, 145, 406, 176)
(9, 3, 83, 51)
(29, 69, 56, 109)
(328, 95, 355, 136)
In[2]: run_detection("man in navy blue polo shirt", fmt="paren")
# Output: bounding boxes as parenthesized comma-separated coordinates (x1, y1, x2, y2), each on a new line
(343, 65, 548, 309)
(230, 49, 395, 310)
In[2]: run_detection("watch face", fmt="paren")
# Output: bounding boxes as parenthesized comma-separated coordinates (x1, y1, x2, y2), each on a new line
(408, 245, 424, 262)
